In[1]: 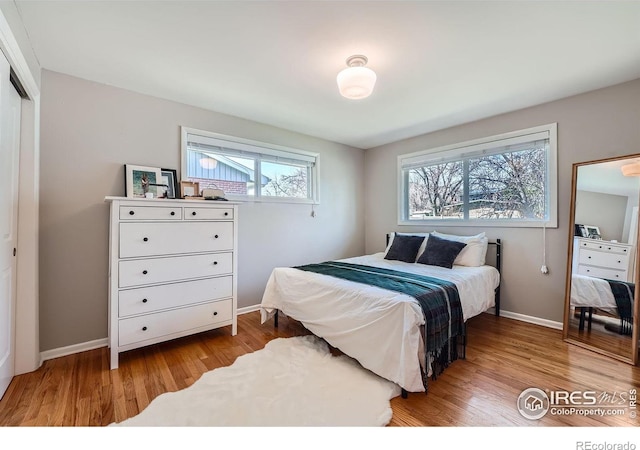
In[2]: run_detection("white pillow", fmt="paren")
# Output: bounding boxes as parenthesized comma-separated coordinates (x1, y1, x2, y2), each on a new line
(430, 231, 489, 267)
(385, 232, 430, 262)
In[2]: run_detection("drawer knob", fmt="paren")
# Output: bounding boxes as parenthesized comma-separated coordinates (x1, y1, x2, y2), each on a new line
(213, 261, 218, 265)
(214, 234, 219, 239)
(224, 212, 229, 216)
(142, 270, 148, 275)
(142, 326, 147, 331)
(608, 247, 611, 250)
(170, 211, 175, 216)
(599, 246, 602, 248)
(588, 256, 591, 259)
(618, 261, 621, 263)
(213, 311, 218, 316)
(192, 211, 197, 216)
(142, 298, 148, 303)
(143, 237, 148, 242)
(129, 210, 135, 215)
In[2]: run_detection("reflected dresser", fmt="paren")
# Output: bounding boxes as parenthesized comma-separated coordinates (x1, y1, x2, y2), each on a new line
(572, 236, 635, 282)
(105, 196, 238, 369)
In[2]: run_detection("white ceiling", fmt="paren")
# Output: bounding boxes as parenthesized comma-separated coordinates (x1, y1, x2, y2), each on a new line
(12, 1, 640, 149)
(578, 158, 640, 198)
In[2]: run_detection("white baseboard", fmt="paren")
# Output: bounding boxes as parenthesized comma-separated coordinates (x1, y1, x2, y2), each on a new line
(38, 305, 562, 363)
(496, 309, 563, 330)
(238, 304, 261, 315)
(40, 337, 109, 363)
(40, 306, 262, 363)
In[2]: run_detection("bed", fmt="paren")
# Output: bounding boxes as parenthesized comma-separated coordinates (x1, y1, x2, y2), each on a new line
(260, 231, 501, 394)
(570, 273, 634, 334)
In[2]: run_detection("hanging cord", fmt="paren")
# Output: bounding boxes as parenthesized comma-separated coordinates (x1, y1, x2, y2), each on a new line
(541, 222, 549, 274)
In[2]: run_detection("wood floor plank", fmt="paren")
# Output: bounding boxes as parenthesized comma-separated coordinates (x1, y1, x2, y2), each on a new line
(0, 311, 638, 427)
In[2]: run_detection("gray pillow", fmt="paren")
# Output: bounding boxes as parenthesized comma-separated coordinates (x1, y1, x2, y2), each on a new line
(417, 235, 467, 269)
(384, 235, 425, 263)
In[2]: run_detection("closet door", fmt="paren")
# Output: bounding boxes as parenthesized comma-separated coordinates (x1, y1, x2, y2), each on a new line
(0, 50, 21, 399)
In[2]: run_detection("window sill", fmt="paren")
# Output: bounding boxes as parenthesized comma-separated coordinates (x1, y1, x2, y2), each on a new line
(226, 194, 319, 206)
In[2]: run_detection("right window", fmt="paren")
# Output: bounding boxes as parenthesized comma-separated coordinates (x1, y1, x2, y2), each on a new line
(399, 123, 557, 227)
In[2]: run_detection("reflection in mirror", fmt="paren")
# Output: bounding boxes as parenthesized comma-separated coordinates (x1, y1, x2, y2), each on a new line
(564, 155, 640, 364)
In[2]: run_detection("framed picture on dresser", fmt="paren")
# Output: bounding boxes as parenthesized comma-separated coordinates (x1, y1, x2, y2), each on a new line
(585, 225, 601, 240)
(574, 224, 588, 238)
(161, 168, 178, 199)
(180, 180, 200, 198)
(124, 164, 163, 199)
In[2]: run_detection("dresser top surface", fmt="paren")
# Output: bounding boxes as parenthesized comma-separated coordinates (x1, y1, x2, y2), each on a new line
(105, 196, 240, 206)
(573, 236, 633, 247)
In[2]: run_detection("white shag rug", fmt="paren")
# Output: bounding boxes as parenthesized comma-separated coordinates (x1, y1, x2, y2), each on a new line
(111, 335, 400, 426)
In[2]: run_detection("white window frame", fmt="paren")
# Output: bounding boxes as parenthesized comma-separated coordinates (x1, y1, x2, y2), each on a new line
(398, 123, 558, 228)
(181, 127, 320, 204)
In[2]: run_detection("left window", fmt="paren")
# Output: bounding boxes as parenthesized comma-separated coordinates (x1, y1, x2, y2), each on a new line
(181, 127, 319, 202)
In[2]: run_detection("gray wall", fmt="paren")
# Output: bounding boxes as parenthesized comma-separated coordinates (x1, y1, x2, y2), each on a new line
(37, 68, 640, 349)
(575, 190, 627, 242)
(364, 78, 640, 323)
(39, 70, 365, 352)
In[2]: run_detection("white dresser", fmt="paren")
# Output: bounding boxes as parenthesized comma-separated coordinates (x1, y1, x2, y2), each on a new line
(572, 237, 635, 282)
(105, 196, 238, 369)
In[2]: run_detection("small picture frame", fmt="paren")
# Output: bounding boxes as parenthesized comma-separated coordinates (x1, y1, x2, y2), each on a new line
(125, 164, 163, 199)
(161, 168, 178, 199)
(575, 224, 588, 238)
(180, 180, 200, 198)
(585, 225, 601, 240)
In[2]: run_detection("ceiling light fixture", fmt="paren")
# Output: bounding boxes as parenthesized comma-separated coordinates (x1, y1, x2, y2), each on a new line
(621, 162, 640, 177)
(337, 55, 376, 100)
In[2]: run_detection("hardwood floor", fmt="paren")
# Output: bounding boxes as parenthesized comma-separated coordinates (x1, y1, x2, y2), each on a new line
(0, 311, 639, 427)
(566, 310, 633, 360)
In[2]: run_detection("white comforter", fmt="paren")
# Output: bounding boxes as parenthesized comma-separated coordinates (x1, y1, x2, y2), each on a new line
(570, 273, 618, 313)
(260, 252, 500, 392)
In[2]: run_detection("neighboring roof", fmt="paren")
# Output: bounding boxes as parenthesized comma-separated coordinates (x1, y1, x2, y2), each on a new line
(189, 151, 271, 185)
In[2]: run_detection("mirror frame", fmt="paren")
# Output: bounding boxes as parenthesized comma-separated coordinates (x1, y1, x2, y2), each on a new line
(563, 154, 640, 365)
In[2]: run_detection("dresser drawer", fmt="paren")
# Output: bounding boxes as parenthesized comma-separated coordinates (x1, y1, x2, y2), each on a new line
(577, 265, 626, 280)
(118, 299, 233, 347)
(577, 240, 631, 255)
(578, 249, 629, 269)
(184, 207, 234, 220)
(119, 206, 182, 220)
(118, 276, 233, 317)
(119, 252, 233, 288)
(119, 221, 233, 258)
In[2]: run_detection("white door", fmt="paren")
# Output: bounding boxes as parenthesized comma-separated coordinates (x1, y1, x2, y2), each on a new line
(0, 50, 21, 399)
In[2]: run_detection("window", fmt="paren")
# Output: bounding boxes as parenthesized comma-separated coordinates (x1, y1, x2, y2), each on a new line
(398, 123, 557, 227)
(181, 127, 319, 202)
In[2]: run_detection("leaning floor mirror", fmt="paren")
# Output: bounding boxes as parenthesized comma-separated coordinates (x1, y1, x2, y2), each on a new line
(563, 154, 640, 365)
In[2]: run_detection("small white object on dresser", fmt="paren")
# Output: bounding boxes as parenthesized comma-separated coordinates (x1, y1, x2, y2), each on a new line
(105, 196, 239, 369)
(572, 236, 635, 282)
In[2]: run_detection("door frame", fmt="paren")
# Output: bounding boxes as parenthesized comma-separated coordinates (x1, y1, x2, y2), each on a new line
(0, 7, 41, 375)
